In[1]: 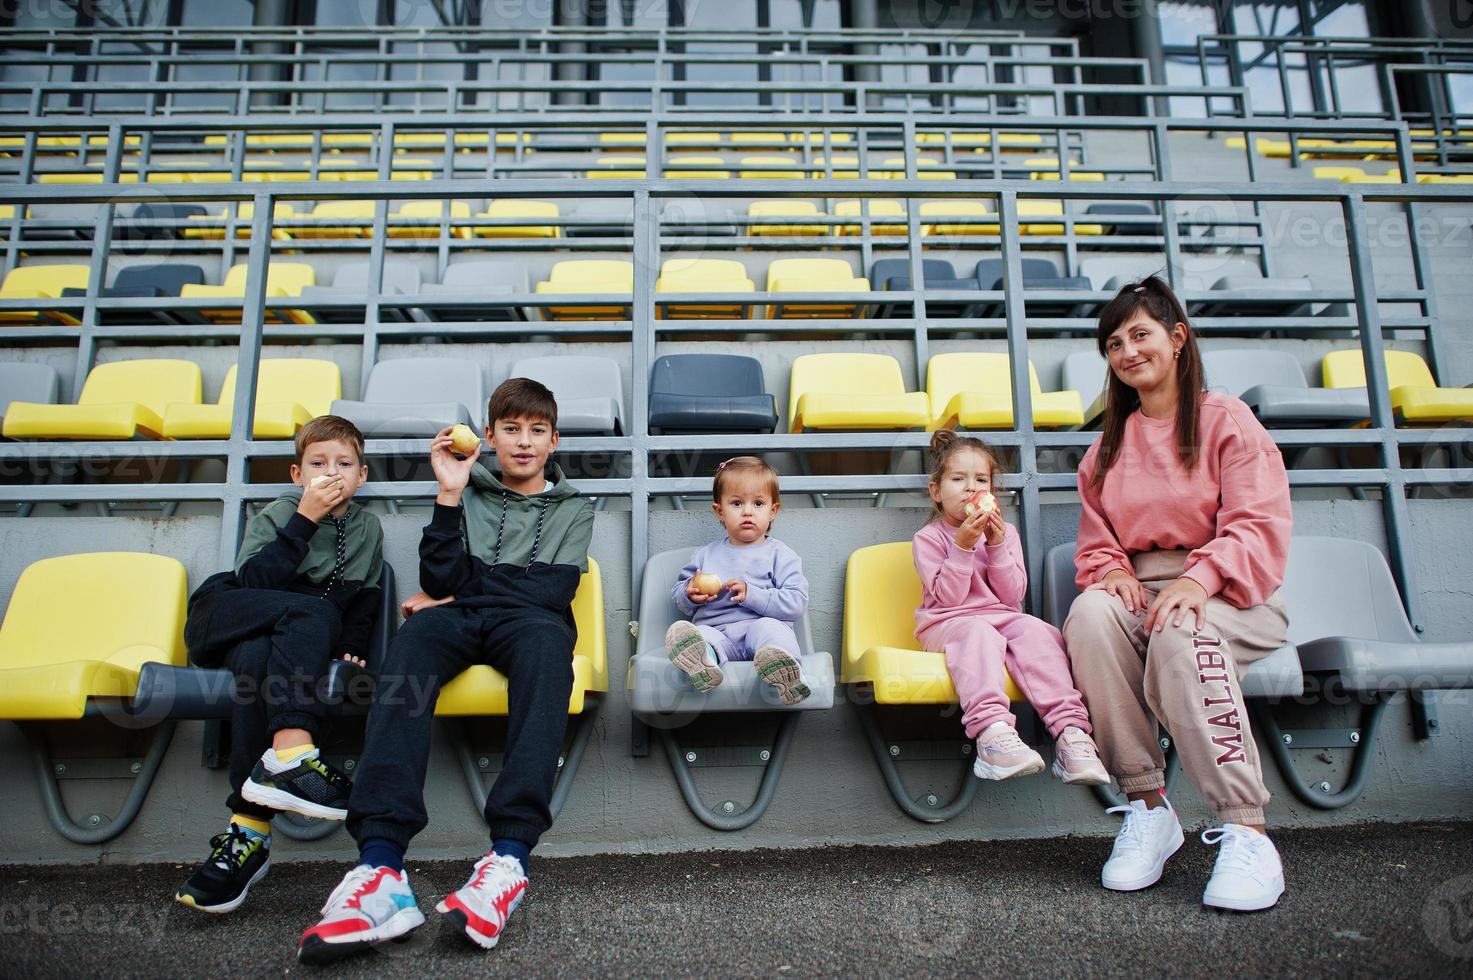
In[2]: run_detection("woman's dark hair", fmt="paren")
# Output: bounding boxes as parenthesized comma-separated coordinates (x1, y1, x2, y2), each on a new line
(1090, 274, 1205, 488)
(926, 429, 1002, 523)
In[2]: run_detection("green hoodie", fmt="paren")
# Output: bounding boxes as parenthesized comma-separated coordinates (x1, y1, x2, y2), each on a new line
(420, 461, 593, 602)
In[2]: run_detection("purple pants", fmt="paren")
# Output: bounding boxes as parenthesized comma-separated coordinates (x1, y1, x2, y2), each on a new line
(695, 617, 800, 664)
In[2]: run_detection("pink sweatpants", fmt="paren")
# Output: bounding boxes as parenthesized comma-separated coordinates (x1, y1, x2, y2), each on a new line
(919, 609, 1092, 740)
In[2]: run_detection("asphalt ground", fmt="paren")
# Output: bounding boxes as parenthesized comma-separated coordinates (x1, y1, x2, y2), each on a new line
(3, 821, 1472, 979)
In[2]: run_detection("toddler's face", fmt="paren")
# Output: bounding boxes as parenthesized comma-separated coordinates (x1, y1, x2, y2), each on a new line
(929, 447, 993, 525)
(711, 474, 779, 545)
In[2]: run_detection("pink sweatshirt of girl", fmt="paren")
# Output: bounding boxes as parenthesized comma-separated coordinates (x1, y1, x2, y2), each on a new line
(912, 520, 1028, 635)
(1074, 391, 1292, 609)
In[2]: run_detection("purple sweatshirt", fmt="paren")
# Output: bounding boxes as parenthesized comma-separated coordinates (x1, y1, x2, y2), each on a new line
(912, 519, 1028, 635)
(672, 536, 809, 627)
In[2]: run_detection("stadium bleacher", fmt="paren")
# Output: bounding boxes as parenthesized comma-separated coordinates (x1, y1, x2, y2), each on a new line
(0, 15, 1471, 869)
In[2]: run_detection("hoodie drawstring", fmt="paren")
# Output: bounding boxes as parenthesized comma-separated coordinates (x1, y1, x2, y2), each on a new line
(491, 491, 550, 571)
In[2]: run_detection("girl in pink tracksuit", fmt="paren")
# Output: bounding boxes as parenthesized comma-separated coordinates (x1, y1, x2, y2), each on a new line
(913, 429, 1109, 784)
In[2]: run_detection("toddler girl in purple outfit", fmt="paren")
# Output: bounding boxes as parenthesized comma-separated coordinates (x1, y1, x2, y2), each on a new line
(665, 456, 811, 705)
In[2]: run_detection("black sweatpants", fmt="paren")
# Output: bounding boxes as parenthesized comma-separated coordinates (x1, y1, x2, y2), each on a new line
(185, 585, 343, 821)
(346, 603, 575, 851)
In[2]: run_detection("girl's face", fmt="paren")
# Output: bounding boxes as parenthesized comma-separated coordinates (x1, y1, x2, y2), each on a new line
(929, 447, 993, 526)
(712, 474, 780, 545)
(1104, 310, 1186, 397)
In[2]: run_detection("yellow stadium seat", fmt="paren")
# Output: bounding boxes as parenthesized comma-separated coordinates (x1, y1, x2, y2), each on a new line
(747, 200, 829, 237)
(535, 260, 634, 320)
(179, 262, 316, 324)
(388, 200, 472, 239)
(294, 200, 376, 239)
(788, 131, 853, 145)
(182, 202, 298, 241)
(1418, 174, 1473, 184)
(586, 154, 647, 178)
(1028, 170, 1107, 181)
(436, 558, 606, 715)
(1321, 349, 1473, 425)
(926, 352, 1084, 430)
(598, 132, 646, 147)
(0, 551, 187, 719)
(920, 131, 1043, 149)
(919, 200, 995, 236)
(738, 155, 803, 179)
(1018, 200, 1103, 236)
(663, 155, 730, 179)
(655, 258, 755, 319)
(788, 353, 929, 433)
(37, 173, 139, 184)
(666, 132, 721, 146)
(811, 154, 860, 178)
(732, 132, 788, 145)
(161, 358, 341, 439)
(0, 264, 90, 325)
(2, 359, 200, 440)
(1313, 165, 1368, 181)
(843, 541, 1023, 703)
(766, 258, 871, 320)
(835, 199, 908, 236)
(473, 200, 561, 238)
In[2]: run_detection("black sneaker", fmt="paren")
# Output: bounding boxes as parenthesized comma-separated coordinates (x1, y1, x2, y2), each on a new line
(241, 749, 352, 821)
(175, 825, 270, 914)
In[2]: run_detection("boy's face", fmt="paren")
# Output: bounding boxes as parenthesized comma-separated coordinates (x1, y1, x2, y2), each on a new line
(291, 437, 367, 502)
(487, 414, 558, 486)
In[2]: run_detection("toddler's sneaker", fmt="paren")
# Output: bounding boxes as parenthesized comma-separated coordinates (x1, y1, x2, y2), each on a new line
(174, 824, 270, 914)
(1051, 726, 1112, 785)
(755, 645, 810, 705)
(1201, 824, 1285, 912)
(1101, 797, 1184, 891)
(242, 747, 352, 821)
(665, 621, 724, 693)
(297, 865, 425, 964)
(972, 721, 1046, 780)
(437, 852, 528, 950)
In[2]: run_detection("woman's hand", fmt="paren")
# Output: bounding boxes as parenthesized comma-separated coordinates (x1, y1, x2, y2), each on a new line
(1144, 576, 1209, 633)
(402, 590, 455, 618)
(1094, 569, 1148, 614)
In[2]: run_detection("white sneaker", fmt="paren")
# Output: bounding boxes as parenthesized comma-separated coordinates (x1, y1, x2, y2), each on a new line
(972, 721, 1046, 780)
(1101, 797, 1184, 891)
(1201, 824, 1285, 911)
(297, 864, 425, 964)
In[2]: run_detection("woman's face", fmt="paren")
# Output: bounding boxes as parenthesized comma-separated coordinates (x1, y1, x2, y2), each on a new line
(1104, 309, 1186, 396)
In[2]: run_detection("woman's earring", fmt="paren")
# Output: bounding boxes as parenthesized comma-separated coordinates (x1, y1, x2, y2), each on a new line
(1173, 348, 1181, 359)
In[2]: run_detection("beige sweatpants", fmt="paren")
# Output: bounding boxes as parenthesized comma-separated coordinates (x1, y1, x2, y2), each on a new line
(1062, 550, 1289, 826)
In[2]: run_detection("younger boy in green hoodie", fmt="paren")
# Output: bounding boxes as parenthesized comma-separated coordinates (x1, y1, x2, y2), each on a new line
(176, 415, 384, 914)
(299, 378, 593, 964)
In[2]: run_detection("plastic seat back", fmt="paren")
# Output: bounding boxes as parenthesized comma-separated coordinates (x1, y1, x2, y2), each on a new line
(112, 264, 206, 297)
(81, 359, 203, 415)
(1062, 350, 1110, 411)
(1322, 349, 1437, 390)
(788, 353, 906, 423)
(508, 355, 625, 430)
(216, 359, 342, 416)
(843, 542, 923, 678)
(973, 257, 1061, 289)
(1, 264, 90, 297)
(869, 258, 955, 288)
(1278, 537, 1418, 646)
(766, 257, 858, 289)
(651, 354, 767, 398)
(364, 357, 486, 427)
(1202, 349, 1307, 398)
(0, 362, 61, 418)
(927, 352, 1042, 407)
(329, 261, 423, 294)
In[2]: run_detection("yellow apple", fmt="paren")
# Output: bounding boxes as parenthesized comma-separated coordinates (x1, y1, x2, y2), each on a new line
(449, 423, 481, 457)
(691, 571, 723, 597)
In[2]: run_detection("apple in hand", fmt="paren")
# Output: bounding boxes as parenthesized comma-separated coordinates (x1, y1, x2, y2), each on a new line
(691, 571, 723, 597)
(449, 423, 481, 457)
(964, 490, 997, 516)
(310, 474, 336, 490)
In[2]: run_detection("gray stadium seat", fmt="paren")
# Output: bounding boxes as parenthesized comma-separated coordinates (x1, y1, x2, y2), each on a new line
(61, 263, 205, 299)
(1085, 202, 1160, 234)
(121, 202, 208, 240)
(628, 548, 835, 829)
(869, 259, 978, 318)
(330, 357, 484, 437)
(1062, 349, 1110, 426)
(0, 361, 60, 430)
(1089, 256, 1314, 315)
(298, 261, 424, 323)
(647, 354, 778, 433)
(1043, 541, 1304, 699)
(1202, 348, 1369, 424)
(419, 261, 528, 320)
(974, 257, 1091, 317)
(509, 355, 624, 435)
(563, 199, 633, 238)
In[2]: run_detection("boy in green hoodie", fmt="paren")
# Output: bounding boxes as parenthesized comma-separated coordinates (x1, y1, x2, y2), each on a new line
(299, 378, 593, 964)
(175, 415, 384, 914)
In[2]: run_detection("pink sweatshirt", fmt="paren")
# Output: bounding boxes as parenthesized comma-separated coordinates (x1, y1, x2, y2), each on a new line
(912, 519, 1028, 635)
(1075, 391, 1291, 609)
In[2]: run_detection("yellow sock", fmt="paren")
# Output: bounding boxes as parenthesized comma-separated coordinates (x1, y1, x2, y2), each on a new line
(273, 742, 315, 764)
(232, 814, 271, 837)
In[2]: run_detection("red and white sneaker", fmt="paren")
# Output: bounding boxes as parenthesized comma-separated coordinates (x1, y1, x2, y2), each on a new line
(436, 852, 528, 950)
(297, 864, 425, 965)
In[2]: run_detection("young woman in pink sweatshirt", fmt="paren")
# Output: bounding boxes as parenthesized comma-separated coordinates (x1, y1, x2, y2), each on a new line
(913, 429, 1109, 785)
(1063, 275, 1292, 913)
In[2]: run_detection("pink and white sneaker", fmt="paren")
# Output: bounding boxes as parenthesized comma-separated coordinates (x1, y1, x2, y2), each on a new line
(972, 721, 1046, 780)
(297, 864, 424, 964)
(436, 852, 528, 949)
(1051, 726, 1112, 785)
